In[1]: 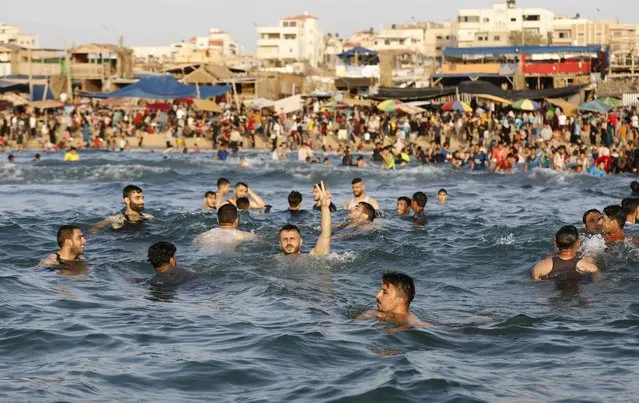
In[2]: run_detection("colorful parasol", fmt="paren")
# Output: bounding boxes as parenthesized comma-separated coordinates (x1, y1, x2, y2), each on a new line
(512, 99, 541, 111)
(441, 101, 472, 112)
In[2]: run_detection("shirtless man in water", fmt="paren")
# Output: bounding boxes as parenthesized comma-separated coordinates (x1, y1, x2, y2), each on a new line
(91, 185, 154, 232)
(39, 225, 88, 274)
(193, 204, 258, 246)
(279, 181, 332, 256)
(359, 271, 429, 331)
(227, 182, 266, 210)
(343, 178, 379, 211)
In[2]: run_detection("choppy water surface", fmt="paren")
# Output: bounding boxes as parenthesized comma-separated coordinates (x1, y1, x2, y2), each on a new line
(1, 150, 638, 402)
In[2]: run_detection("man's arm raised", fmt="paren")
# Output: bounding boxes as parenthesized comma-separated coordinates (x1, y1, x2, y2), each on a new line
(248, 187, 266, 209)
(311, 181, 332, 256)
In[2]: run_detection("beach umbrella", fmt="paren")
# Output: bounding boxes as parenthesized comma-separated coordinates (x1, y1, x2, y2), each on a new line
(598, 97, 622, 108)
(377, 99, 401, 113)
(578, 100, 612, 114)
(512, 99, 541, 111)
(442, 100, 472, 112)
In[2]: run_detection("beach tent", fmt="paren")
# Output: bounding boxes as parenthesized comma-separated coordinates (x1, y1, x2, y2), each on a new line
(272, 95, 303, 114)
(578, 100, 612, 113)
(193, 99, 222, 113)
(546, 98, 578, 116)
(89, 76, 231, 100)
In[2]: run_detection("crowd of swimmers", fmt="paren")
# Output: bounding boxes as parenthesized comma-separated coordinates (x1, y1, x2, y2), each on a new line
(37, 179, 639, 330)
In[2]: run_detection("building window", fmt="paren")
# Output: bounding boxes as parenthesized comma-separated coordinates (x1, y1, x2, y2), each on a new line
(494, 36, 501, 41)
(559, 32, 567, 39)
(511, 18, 517, 22)
(284, 34, 296, 40)
(458, 16, 480, 23)
(436, 35, 443, 40)
(478, 36, 484, 41)
(523, 15, 540, 21)
(290, 22, 297, 27)
(483, 18, 490, 23)
(445, 36, 450, 40)
(385, 39, 390, 45)
(436, 46, 442, 51)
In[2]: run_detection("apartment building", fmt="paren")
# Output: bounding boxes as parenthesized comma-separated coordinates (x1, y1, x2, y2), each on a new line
(194, 29, 239, 57)
(552, 18, 639, 56)
(424, 22, 458, 59)
(256, 12, 324, 67)
(0, 23, 39, 49)
(373, 23, 427, 54)
(457, 0, 554, 47)
(344, 30, 376, 51)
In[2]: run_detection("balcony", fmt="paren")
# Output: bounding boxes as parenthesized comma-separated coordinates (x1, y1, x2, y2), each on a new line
(70, 63, 108, 79)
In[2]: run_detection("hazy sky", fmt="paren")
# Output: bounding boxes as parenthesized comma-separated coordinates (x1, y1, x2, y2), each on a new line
(2, 0, 637, 50)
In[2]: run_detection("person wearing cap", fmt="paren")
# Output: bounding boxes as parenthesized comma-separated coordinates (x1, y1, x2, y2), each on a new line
(64, 147, 80, 161)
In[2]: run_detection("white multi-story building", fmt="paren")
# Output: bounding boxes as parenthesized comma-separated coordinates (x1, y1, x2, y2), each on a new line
(0, 23, 39, 49)
(457, 0, 554, 47)
(373, 23, 427, 54)
(194, 29, 239, 57)
(424, 22, 458, 59)
(256, 12, 324, 67)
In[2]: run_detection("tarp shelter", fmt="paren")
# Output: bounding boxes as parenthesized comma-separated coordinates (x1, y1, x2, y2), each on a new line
(30, 100, 64, 109)
(193, 99, 222, 113)
(244, 98, 275, 109)
(89, 76, 231, 100)
(0, 80, 28, 93)
(578, 100, 611, 113)
(183, 68, 218, 85)
(0, 93, 29, 106)
(546, 98, 578, 116)
(31, 85, 55, 101)
(473, 94, 512, 105)
(273, 95, 302, 114)
(337, 47, 379, 64)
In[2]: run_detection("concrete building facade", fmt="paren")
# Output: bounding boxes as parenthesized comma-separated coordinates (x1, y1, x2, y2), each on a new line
(256, 12, 324, 67)
(457, 0, 554, 47)
(0, 23, 39, 49)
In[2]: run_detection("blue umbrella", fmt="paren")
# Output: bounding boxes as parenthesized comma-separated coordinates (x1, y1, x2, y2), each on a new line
(578, 100, 612, 114)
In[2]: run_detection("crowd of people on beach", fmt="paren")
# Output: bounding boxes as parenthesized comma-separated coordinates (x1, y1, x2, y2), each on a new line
(2, 96, 639, 176)
(36, 175, 639, 330)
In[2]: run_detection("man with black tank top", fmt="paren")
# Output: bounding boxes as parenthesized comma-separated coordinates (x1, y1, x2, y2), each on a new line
(531, 225, 599, 281)
(39, 225, 87, 272)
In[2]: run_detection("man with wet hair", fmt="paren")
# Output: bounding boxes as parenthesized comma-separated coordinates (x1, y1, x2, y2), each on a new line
(581, 209, 604, 238)
(621, 198, 639, 225)
(631, 180, 639, 195)
(343, 178, 379, 211)
(236, 197, 251, 211)
(437, 189, 448, 204)
(312, 184, 337, 212)
(193, 204, 258, 245)
(92, 185, 154, 232)
(358, 271, 428, 330)
(279, 181, 332, 256)
(203, 191, 217, 211)
(531, 225, 599, 281)
(603, 205, 628, 245)
(411, 192, 428, 225)
(39, 225, 87, 270)
(146, 241, 195, 287)
(216, 178, 231, 208)
(348, 201, 376, 224)
(227, 182, 266, 210)
(396, 196, 411, 216)
(288, 191, 303, 212)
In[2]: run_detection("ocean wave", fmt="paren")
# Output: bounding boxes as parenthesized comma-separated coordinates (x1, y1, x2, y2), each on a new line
(0, 163, 173, 184)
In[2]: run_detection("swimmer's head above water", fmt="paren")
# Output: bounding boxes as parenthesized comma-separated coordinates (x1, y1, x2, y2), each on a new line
(349, 202, 375, 223)
(218, 204, 239, 229)
(376, 272, 415, 314)
(57, 225, 87, 257)
(203, 191, 216, 210)
(279, 224, 302, 255)
(582, 209, 604, 236)
(148, 241, 176, 270)
(123, 185, 144, 213)
(396, 197, 411, 216)
(288, 191, 303, 211)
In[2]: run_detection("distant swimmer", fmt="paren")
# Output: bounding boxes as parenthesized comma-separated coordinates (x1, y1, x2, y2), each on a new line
(437, 189, 448, 204)
(279, 181, 332, 256)
(7, 154, 15, 163)
(39, 225, 88, 274)
(312, 183, 337, 212)
(216, 178, 231, 208)
(602, 205, 632, 245)
(146, 242, 196, 287)
(288, 191, 304, 213)
(396, 196, 411, 216)
(531, 225, 599, 281)
(91, 185, 154, 232)
(411, 192, 428, 225)
(631, 180, 639, 195)
(227, 182, 266, 210)
(621, 198, 639, 225)
(580, 209, 604, 239)
(203, 191, 217, 211)
(240, 156, 250, 168)
(358, 272, 429, 331)
(64, 147, 80, 161)
(193, 204, 258, 246)
(343, 178, 379, 211)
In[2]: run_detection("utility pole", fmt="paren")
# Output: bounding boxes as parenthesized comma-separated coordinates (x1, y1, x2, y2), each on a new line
(64, 41, 73, 102)
(28, 48, 33, 101)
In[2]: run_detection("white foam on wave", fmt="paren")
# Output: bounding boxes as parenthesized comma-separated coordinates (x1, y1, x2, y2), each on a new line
(496, 233, 515, 245)
(580, 235, 607, 258)
(0, 163, 172, 183)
